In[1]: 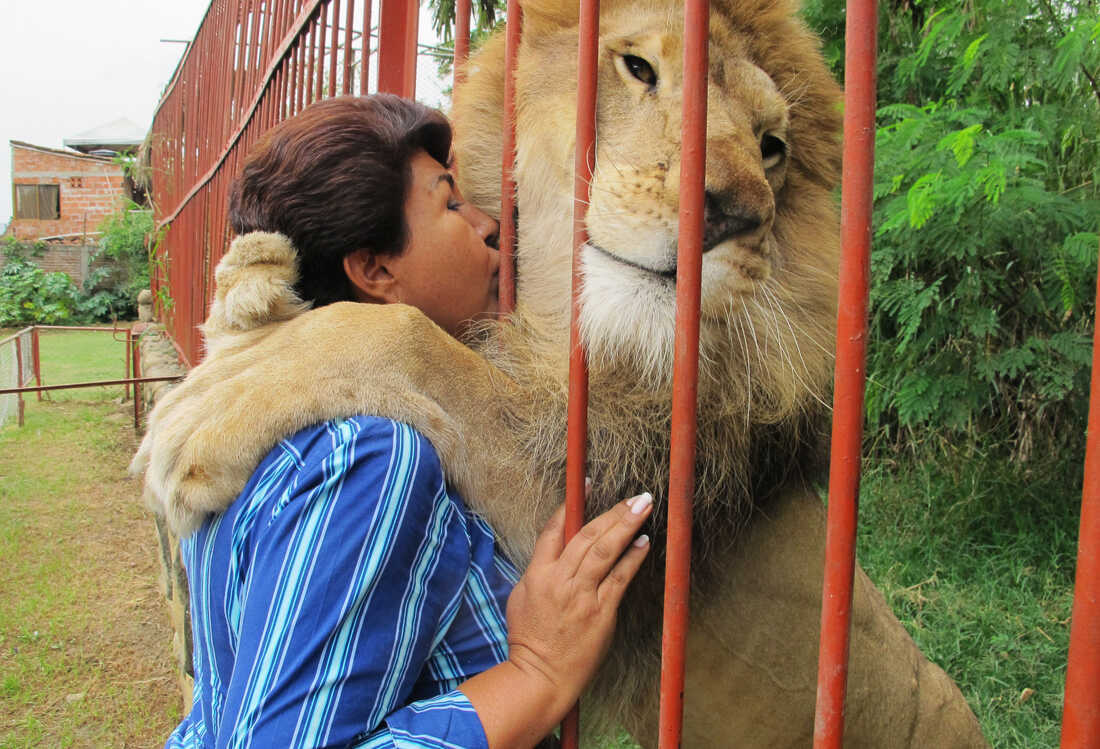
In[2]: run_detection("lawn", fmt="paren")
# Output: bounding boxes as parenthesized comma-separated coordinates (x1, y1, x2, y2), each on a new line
(0, 326, 180, 748)
(0, 326, 1080, 747)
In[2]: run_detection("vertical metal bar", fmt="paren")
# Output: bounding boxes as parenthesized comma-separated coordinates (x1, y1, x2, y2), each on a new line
(497, 0, 521, 314)
(454, 0, 471, 86)
(296, 34, 307, 111)
(813, 0, 878, 745)
(329, 0, 341, 96)
(124, 328, 132, 401)
(307, 16, 319, 104)
(361, 0, 372, 94)
(31, 326, 42, 402)
(376, 0, 417, 96)
(317, 2, 328, 99)
(656, 0, 708, 745)
(14, 334, 25, 427)
(132, 336, 142, 431)
(1060, 236, 1100, 749)
(560, 0, 599, 741)
(343, 0, 354, 93)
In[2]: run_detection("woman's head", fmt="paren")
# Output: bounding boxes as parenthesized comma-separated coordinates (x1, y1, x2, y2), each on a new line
(228, 94, 458, 309)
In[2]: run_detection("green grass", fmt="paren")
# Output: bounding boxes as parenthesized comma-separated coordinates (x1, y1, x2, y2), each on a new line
(857, 450, 1078, 748)
(0, 325, 180, 748)
(34, 327, 134, 403)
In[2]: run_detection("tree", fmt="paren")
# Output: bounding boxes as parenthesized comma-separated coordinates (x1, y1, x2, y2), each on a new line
(803, 0, 1100, 471)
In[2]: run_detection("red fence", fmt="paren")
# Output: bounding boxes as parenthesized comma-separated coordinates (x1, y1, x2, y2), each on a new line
(148, 0, 1099, 745)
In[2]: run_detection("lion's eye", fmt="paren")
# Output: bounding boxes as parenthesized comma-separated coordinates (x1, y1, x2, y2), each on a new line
(623, 55, 657, 88)
(761, 134, 787, 168)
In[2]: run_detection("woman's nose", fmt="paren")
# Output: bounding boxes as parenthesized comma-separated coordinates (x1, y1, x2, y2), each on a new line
(458, 203, 500, 249)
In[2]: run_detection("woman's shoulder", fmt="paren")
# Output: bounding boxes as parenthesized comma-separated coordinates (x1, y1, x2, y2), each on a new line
(277, 415, 444, 473)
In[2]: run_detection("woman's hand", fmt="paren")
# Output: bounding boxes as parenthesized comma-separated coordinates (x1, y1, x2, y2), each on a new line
(460, 490, 652, 749)
(506, 492, 652, 704)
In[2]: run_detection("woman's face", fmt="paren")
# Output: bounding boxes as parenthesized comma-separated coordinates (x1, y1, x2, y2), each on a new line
(385, 150, 501, 338)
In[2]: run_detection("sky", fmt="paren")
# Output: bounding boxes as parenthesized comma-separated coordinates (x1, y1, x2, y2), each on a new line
(0, 0, 449, 230)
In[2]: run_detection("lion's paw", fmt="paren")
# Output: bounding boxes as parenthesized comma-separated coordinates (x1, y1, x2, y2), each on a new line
(204, 232, 310, 338)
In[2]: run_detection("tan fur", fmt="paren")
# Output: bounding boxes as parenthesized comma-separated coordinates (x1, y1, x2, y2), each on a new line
(133, 0, 989, 744)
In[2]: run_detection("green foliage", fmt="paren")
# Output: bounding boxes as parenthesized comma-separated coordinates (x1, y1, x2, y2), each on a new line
(0, 201, 154, 325)
(83, 200, 154, 321)
(0, 239, 82, 326)
(803, 0, 1100, 467)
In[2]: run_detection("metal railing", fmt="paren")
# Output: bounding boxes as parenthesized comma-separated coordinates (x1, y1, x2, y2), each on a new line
(147, 0, 1100, 745)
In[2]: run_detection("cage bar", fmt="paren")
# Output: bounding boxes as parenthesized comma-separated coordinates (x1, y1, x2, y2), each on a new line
(454, 0, 471, 84)
(498, 0, 521, 314)
(559, 0, 601, 742)
(1060, 235, 1100, 749)
(655, 0, 708, 745)
(812, 0, 879, 745)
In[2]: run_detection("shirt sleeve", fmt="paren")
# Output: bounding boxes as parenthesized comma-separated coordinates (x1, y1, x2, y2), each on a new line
(215, 418, 487, 749)
(351, 691, 489, 749)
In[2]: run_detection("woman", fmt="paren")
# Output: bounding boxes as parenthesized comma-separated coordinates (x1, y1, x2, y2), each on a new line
(163, 94, 651, 749)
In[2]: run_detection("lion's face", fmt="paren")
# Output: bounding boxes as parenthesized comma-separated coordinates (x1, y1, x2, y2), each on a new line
(456, 0, 842, 413)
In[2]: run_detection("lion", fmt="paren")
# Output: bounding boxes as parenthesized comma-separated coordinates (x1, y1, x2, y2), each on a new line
(132, 0, 990, 745)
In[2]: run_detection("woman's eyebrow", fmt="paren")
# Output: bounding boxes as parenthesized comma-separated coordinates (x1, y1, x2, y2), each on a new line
(434, 173, 456, 191)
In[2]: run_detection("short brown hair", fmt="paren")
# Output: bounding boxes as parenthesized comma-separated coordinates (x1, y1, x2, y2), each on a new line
(228, 94, 452, 307)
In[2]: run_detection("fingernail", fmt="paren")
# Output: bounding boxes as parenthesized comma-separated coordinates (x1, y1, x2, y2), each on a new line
(629, 492, 653, 514)
(633, 534, 650, 548)
(585, 476, 592, 490)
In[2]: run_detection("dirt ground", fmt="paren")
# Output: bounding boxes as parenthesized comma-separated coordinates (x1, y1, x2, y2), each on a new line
(0, 397, 181, 748)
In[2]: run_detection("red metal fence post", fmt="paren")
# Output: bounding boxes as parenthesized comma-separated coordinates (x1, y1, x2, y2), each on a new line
(498, 0, 521, 314)
(14, 333, 25, 427)
(1060, 235, 1100, 749)
(454, 0, 471, 85)
(813, 0, 878, 745)
(376, 0, 417, 97)
(559, 0, 600, 743)
(31, 326, 42, 402)
(656, 0, 708, 745)
(132, 335, 143, 431)
(124, 328, 133, 402)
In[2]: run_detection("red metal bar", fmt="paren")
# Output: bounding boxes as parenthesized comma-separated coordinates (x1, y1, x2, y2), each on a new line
(454, 0, 471, 86)
(813, 0, 878, 745)
(343, 0, 354, 93)
(14, 333, 25, 427)
(124, 328, 133, 401)
(656, 0, 708, 745)
(31, 326, 42, 402)
(307, 17, 319, 104)
(0, 376, 183, 397)
(361, 0, 372, 94)
(329, 0, 340, 96)
(376, 0, 417, 96)
(498, 0, 521, 314)
(133, 338, 143, 430)
(1061, 235, 1100, 749)
(559, 1, 600, 744)
(316, 5, 328, 100)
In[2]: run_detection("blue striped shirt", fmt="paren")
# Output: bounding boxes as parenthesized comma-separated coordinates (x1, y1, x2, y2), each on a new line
(167, 416, 519, 749)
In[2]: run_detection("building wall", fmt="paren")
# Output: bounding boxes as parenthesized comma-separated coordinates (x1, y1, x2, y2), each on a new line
(9, 145, 126, 244)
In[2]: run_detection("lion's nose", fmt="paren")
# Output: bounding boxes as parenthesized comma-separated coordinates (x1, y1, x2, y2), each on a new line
(702, 190, 771, 252)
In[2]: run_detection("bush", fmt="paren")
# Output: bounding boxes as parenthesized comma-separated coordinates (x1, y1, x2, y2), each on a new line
(0, 199, 155, 325)
(0, 239, 82, 326)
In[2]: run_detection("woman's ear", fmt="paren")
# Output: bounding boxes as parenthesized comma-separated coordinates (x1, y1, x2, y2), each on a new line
(343, 249, 399, 304)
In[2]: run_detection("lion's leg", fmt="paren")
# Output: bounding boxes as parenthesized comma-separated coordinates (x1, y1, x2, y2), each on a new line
(652, 488, 988, 748)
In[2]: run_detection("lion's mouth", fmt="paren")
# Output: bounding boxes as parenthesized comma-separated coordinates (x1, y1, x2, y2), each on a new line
(587, 243, 677, 280)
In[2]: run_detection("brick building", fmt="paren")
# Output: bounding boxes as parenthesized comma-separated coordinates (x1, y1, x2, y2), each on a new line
(6, 119, 146, 283)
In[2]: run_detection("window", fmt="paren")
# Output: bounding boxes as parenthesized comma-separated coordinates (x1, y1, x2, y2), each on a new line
(14, 184, 60, 220)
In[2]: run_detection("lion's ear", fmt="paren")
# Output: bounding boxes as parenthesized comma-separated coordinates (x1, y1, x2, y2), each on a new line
(517, 0, 578, 32)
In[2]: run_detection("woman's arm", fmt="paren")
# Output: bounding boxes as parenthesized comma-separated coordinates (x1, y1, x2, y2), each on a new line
(461, 494, 653, 749)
